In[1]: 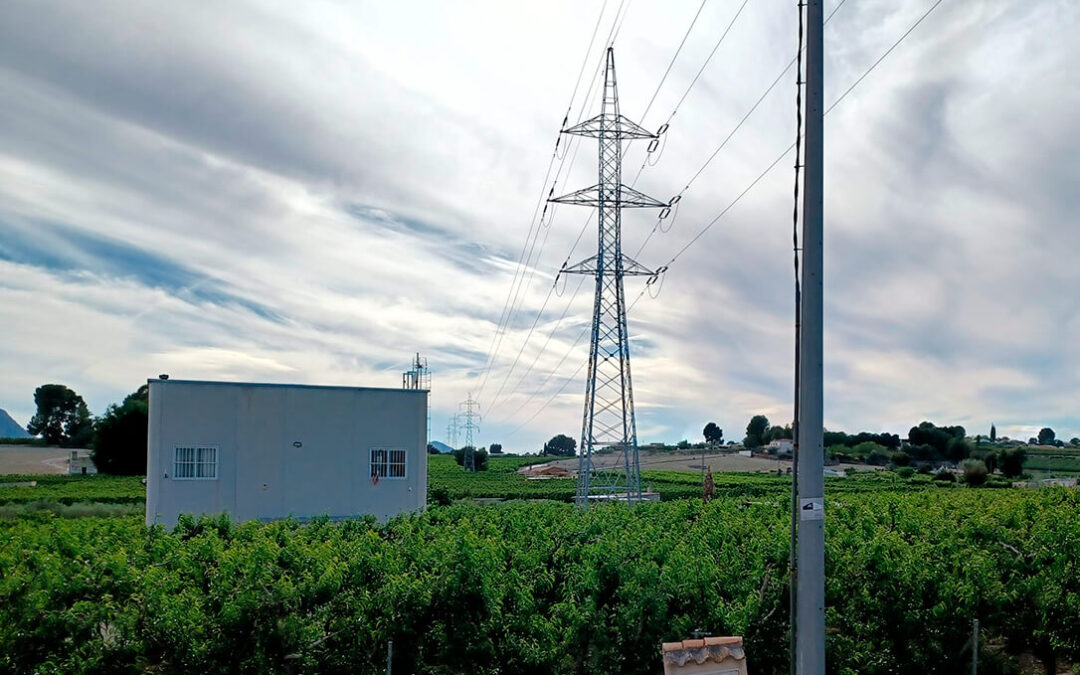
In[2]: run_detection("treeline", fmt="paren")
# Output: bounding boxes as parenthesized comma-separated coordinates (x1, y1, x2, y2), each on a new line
(20, 383, 148, 475)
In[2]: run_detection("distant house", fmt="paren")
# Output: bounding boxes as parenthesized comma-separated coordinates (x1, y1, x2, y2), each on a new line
(767, 439, 794, 454)
(67, 451, 97, 475)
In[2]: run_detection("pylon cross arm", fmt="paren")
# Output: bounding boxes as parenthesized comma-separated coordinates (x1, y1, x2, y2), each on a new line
(549, 184, 668, 208)
(563, 113, 656, 139)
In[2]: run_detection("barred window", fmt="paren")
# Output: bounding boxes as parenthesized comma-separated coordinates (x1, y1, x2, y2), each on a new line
(174, 446, 218, 480)
(370, 448, 407, 479)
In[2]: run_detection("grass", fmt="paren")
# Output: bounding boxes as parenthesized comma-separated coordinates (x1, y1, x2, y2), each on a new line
(0, 500, 143, 518)
(0, 474, 145, 504)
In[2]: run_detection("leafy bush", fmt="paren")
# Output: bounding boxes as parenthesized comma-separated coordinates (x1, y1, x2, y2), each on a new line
(91, 390, 148, 475)
(933, 469, 957, 482)
(895, 466, 916, 479)
(3, 491, 1080, 674)
(866, 447, 891, 466)
(998, 447, 1027, 478)
(428, 485, 452, 507)
(960, 459, 988, 486)
(452, 446, 489, 471)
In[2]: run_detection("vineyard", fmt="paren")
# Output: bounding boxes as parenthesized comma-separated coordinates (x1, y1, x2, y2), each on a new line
(0, 457, 952, 509)
(427, 455, 989, 503)
(2, 487, 1079, 674)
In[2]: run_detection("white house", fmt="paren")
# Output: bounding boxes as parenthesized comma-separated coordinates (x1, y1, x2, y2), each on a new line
(145, 379, 427, 527)
(67, 450, 98, 475)
(767, 439, 794, 454)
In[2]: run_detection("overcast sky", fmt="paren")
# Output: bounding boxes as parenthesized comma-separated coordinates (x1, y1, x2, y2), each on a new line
(1, 0, 1076, 450)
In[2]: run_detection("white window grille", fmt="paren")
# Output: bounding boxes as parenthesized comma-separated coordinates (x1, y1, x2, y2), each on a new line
(370, 448, 407, 479)
(174, 446, 218, 480)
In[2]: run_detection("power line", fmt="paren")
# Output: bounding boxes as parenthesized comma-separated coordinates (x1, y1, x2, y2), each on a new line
(501, 286, 651, 438)
(475, 0, 614, 402)
(640, 0, 709, 121)
(662, 0, 753, 126)
(660, 0, 948, 269)
(484, 0, 649, 414)
(501, 0, 942, 443)
(825, 0, 945, 115)
(488, 0, 747, 421)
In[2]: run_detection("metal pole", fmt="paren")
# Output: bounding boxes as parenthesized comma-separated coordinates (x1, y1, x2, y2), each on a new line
(387, 639, 393, 675)
(972, 619, 979, 675)
(796, 0, 825, 672)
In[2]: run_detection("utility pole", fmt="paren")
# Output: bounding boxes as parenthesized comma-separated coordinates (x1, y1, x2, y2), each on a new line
(796, 0, 825, 672)
(549, 47, 670, 507)
(460, 394, 481, 471)
(402, 353, 431, 444)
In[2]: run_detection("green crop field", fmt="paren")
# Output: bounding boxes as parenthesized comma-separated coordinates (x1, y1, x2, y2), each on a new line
(0, 474, 145, 504)
(1, 489, 1078, 674)
(0, 457, 1008, 511)
(1023, 447, 1080, 474)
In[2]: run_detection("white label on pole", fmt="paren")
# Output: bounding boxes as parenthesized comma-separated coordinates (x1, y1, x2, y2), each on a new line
(800, 497, 825, 521)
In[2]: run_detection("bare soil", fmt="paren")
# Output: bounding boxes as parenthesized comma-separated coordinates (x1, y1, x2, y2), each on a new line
(542, 450, 875, 474)
(0, 445, 88, 475)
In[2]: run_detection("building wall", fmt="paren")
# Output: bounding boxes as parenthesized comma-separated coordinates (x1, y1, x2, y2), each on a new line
(146, 380, 427, 527)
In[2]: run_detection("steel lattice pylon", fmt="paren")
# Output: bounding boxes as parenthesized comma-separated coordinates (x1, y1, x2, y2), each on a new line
(550, 48, 668, 506)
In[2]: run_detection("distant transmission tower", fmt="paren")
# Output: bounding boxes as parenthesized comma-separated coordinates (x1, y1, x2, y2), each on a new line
(447, 414, 461, 449)
(459, 394, 481, 471)
(402, 353, 431, 443)
(550, 48, 669, 506)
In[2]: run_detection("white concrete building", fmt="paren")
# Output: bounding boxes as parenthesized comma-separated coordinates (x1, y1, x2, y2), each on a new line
(145, 379, 427, 527)
(767, 439, 794, 454)
(67, 450, 98, 475)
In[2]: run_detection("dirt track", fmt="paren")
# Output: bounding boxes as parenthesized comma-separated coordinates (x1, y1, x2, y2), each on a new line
(0, 446, 88, 475)
(543, 450, 872, 474)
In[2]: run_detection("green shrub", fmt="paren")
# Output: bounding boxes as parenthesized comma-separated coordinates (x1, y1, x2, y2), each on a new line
(960, 459, 988, 486)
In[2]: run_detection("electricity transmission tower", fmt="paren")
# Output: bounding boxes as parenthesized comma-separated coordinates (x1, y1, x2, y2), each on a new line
(459, 394, 481, 471)
(549, 47, 669, 506)
(446, 414, 461, 448)
(402, 353, 431, 443)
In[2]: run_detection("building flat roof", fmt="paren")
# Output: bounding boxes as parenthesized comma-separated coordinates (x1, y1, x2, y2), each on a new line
(146, 378, 428, 394)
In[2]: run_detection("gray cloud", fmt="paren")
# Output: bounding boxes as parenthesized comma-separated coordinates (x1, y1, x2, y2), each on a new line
(0, 0, 1076, 449)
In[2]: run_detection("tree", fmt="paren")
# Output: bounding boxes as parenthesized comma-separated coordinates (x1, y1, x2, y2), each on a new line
(1037, 427, 1056, 446)
(744, 415, 770, 448)
(907, 421, 969, 463)
(91, 385, 149, 475)
(452, 446, 489, 471)
(959, 458, 988, 486)
(488, 443, 503, 454)
(702, 422, 723, 445)
(27, 384, 93, 446)
(990, 423, 997, 442)
(998, 447, 1027, 478)
(765, 425, 793, 442)
(1071, 438, 1080, 447)
(542, 434, 576, 457)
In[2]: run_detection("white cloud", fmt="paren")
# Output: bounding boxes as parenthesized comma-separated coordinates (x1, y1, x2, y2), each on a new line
(0, 0, 1076, 448)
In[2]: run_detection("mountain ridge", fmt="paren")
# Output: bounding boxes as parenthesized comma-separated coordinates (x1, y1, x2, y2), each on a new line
(0, 408, 30, 439)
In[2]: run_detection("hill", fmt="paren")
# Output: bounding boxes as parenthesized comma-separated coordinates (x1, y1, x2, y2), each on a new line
(429, 440, 453, 454)
(0, 409, 29, 439)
